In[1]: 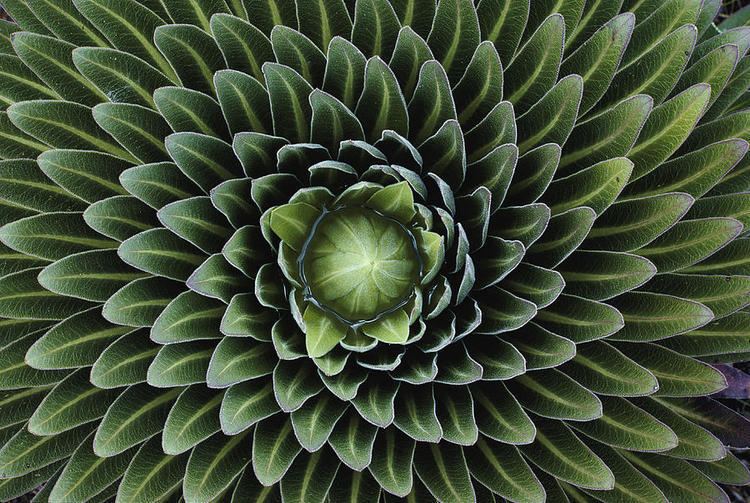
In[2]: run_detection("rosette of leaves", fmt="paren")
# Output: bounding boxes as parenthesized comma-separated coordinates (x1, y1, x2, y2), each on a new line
(2, 0, 750, 501)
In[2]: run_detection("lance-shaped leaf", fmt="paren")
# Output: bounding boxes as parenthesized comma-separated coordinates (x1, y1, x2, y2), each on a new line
(184, 430, 251, 503)
(290, 390, 347, 452)
(146, 340, 213, 388)
(521, 418, 615, 491)
(93, 384, 180, 457)
(368, 427, 415, 497)
(471, 381, 536, 444)
(116, 437, 188, 503)
(162, 385, 222, 455)
(28, 369, 120, 435)
(220, 379, 279, 436)
(414, 442, 475, 502)
(252, 414, 302, 486)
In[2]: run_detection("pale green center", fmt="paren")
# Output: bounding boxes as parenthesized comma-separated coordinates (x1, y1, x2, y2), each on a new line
(300, 208, 421, 323)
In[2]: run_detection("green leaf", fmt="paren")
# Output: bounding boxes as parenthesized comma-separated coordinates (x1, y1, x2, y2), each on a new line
(188, 253, 244, 303)
(0, 111, 49, 159)
(693, 452, 750, 486)
(214, 71, 272, 137)
(391, 0, 435, 38)
(322, 36, 367, 110)
(147, 340, 213, 388)
(356, 57, 409, 142)
(72, 47, 172, 108)
(93, 384, 180, 457)
(661, 311, 750, 357)
(509, 368, 602, 421)
(464, 100, 515, 163)
(220, 379, 279, 435)
(351, 0, 401, 58)
(239, 0, 297, 35)
(151, 290, 224, 344)
(328, 467, 381, 503)
(560, 94, 652, 173)
(327, 408, 377, 470)
(452, 41, 502, 130)
(516, 74, 582, 155)
(154, 23, 226, 95)
(183, 431, 250, 503)
(90, 329, 159, 389)
(0, 268, 93, 321)
(73, 0, 177, 80)
(561, 13, 635, 114)
(502, 263, 564, 309)
(158, 196, 232, 254)
(165, 132, 243, 192)
(118, 228, 205, 281)
(637, 218, 743, 273)
(102, 276, 183, 327)
(504, 14, 564, 112)
(211, 14, 273, 81)
(116, 437, 189, 503)
(556, 251, 656, 301)
(38, 250, 144, 303)
(310, 89, 365, 153)
(675, 43, 739, 109)
(465, 438, 545, 503)
(526, 207, 596, 268)
(7, 100, 134, 161)
(273, 359, 323, 412)
(206, 337, 274, 387)
(585, 193, 694, 252)
(535, 295, 624, 344)
(37, 150, 130, 204)
(407, 64, 455, 143)
(251, 414, 302, 485)
(657, 396, 750, 448)
(627, 139, 749, 199)
(84, 195, 158, 241)
(27, 307, 130, 370)
(263, 62, 313, 143)
(221, 292, 276, 340)
(583, 442, 667, 503)
(11, 32, 104, 106)
(388, 26, 433, 102)
(470, 381, 535, 444)
(391, 384, 441, 442)
(361, 310, 410, 344)
(562, 341, 659, 397)
(414, 442, 474, 502)
(601, 24, 698, 109)
(162, 385, 222, 455)
(0, 423, 92, 478)
(0, 386, 50, 430)
(351, 376, 399, 427)
(211, 179, 259, 229)
(28, 368, 118, 435)
(463, 144, 517, 214)
(271, 25, 326, 87)
(290, 390, 347, 451)
(2, 212, 118, 262)
(608, 292, 715, 342)
(571, 395, 677, 453)
(521, 418, 615, 491)
(302, 304, 348, 358)
(280, 447, 340, 503)
(618, 344, 727, 397)
(269, 202, 320, 252)
(152, 86, 229, 138)
(296, 0, 351, 50)
(49, 432, 133, 503)
(0, 159, 85, 213)
(620, 451, 728, 502)
(92, 102, 171, 163)
(542, 157, 632, 216)
(476, 0, 528, 63)
(365, 181, 415, 222)
(368, 427, 415, 497)
(426, 0, 479, 84)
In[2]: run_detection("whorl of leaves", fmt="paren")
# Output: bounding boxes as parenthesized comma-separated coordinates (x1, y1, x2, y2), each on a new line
(0, 0, 750, 502)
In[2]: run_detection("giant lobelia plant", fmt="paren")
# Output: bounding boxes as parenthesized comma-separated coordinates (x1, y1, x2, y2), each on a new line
(1, 0, 750, 501)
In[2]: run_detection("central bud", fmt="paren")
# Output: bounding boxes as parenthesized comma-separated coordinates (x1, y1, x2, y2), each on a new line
(300, 207, 421, 323)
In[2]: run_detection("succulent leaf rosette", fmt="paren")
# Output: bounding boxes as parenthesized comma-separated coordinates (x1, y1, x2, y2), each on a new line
(2, 0, 750, 501)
